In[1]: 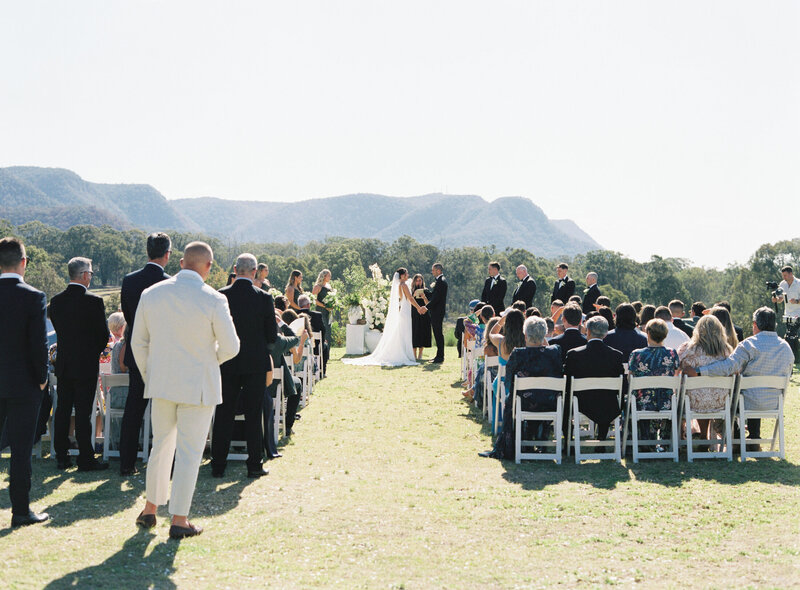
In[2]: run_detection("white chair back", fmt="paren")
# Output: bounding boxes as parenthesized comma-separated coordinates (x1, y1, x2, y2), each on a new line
(624, 374, 682, 463)
(681, 375, 736, 462)
(511, 376, 568, 464)
(733, 374, 791, 461)
(568, 376, 625, 463)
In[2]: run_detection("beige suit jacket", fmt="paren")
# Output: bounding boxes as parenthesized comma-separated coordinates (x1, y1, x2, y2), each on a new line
(131, 269, 240, 407)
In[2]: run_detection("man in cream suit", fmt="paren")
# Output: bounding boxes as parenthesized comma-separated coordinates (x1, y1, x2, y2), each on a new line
(131, 242, 239, 539)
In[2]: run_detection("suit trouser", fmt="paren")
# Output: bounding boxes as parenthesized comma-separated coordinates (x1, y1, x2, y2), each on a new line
(431, 314, 445, 360)
(285, 377, 301, 434)
(212, 371, 265, 471)
(146, 398, 214, 517)
(0, 390, 44, 515)
(262, 385, 279, 457)
(119, 365, 149, 470)
(53, 374, 97, 464)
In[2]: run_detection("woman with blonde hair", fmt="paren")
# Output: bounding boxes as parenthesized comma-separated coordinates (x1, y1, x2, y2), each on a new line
(312, 269, 333, 357)
(677, 315, 733, 441)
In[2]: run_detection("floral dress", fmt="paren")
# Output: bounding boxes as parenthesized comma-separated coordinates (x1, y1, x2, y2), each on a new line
(676, 342, 728, 412)
(628, 346, 680, 440)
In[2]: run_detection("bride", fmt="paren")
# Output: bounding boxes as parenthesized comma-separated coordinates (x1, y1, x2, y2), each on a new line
(343, 267, 427, 367)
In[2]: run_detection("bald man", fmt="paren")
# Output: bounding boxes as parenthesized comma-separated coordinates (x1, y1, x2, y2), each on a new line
(582, 272, 601, 315)
(512, 265, 537, 308)
(132, 242, 240, 539)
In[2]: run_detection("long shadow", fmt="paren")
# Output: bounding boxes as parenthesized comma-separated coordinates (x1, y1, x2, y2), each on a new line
(42, 529, 177, 590)
(191, 467, 256, 518)
(42, 473, 143, 528)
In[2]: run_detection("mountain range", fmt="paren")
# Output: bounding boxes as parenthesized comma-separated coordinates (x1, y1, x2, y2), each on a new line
(0, 166, 602, 257)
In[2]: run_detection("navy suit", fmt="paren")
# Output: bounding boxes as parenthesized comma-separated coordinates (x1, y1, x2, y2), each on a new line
(48, 283, 110, 466)
(0, 276, 48, 515)
(604, 328, 647, 360)
(548, 328, 588, 365)
(512, 276, 537, 308)
(118, 262, 169, 471)
(427, 275, 448, 361)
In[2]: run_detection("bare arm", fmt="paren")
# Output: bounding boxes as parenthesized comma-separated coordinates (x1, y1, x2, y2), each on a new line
(401, 282, 426, 313)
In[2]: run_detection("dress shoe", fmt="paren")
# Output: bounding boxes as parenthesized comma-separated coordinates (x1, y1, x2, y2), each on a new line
(169, 523, 203, 539)
(746, 443, 762, 453)
(120, 467, 140, 477)
(211, 468, 225, 478)
(135, 511, 156, 529)
(77, 460, 110, 472)
(56, 459, 73, 470)
(266, 453, 283, 460)
(11, 510, 50, 528)
(430, 358, 444, 364)
(478, 450, 497, 458)
(247, 467, 269, 478)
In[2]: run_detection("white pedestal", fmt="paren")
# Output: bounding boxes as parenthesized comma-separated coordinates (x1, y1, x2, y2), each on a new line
(346, 324, 366, 355)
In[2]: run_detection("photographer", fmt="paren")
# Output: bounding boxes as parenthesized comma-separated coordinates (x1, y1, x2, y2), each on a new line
(772, 265, 800, 317)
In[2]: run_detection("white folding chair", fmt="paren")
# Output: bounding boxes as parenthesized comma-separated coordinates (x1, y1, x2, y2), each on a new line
(568, 376, 624, 463)
(470, 344, 484, 388)
(733, 374, 791, 461)
(493, 363, 507, 435)
(272, 368, 284, 446)
(312, 331, 323, 383)
(50, 374, 102, 461)
(624, 374, 682, 463)
(512, 376, 568, 464)
(483, 356, 499, 421)
(461, 335, 471, 380)
(680, 375, 735, 462)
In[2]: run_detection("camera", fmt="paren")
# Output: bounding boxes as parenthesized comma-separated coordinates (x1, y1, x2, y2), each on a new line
(766, 281, 785, 301)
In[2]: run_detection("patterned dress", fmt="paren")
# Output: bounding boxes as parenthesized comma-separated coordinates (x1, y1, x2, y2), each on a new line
(677, 342, 728, 412)
(628, 346, 680, 440)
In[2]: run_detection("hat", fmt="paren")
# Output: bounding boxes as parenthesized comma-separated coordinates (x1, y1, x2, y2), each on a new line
(468, 299, 479, 311)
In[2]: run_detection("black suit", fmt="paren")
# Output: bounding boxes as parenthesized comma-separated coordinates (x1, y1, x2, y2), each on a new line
(673, 318, 693, 338)
(564, 340, 625, 439)
(551, 276, 575, 304)
(548, 328, 588, 365)
(427, 275, 448, 361)
(265, 329, 300, 455)
(48, 284, 109, 466)
(212, 279, 277, 472)
(118, 262, 170, 471)
(0, 276, 48, 516)
(481, 276, 507, 314)
(582, 284, 601, 315)
(299, 308, 329, 375)
(512, 275, 537, 308)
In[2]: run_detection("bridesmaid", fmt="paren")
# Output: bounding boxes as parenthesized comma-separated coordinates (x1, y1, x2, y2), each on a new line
(410, 273, 431, 360)
(312, 269, 333, 365)
(285, 270, 303, 312)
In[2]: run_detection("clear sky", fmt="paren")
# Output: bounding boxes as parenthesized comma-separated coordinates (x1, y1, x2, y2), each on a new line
(1, 1, 797, 268)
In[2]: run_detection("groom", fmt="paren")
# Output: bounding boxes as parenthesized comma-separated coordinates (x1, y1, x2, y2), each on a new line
(427, 263, 448, 363)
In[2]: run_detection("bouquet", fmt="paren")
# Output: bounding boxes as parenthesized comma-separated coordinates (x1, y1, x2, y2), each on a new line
(362, 294, 388, 331)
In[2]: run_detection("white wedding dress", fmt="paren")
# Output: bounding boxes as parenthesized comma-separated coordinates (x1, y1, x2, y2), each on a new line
(343, 272, 418, 367)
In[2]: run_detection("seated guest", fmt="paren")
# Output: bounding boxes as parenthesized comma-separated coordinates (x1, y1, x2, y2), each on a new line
(688, 301, 706, 328)
(595, 296, 611, 309)
(596, 306, 615, 331)
(550, 299, 565, 328)
(544, 317, 555, 339)
(455, 300, 479, 358)
(280, 310, 311, 373)
(479, 316, 563, 460)
(631, 301, 643, 315)
(628, 319, 680, 443)
(713, 301, 744, 342)
(548, 304, 587, 364)
(654, 306, 689, 350)
(568, 295, 582, 307)
(526, 307, 540, 318)
(708, 306, 739, 350)
(274, 295, 288, 312)
(565, 316, 625, 440)
(107, 312, 130, 438)
(264, 314, 301, 458)
(669, 299, 693, 337)
(684, 307, 794, 448)
(638, 304, 655, 333)
(512, 301, 527, 313)
(296, 293, 328, 376)
(604, 303, 647, 359)
(486, 310, 526, 432)
(676, 315, 733, 441)
(277, 310, 306, 436)
(462, 317, 500, 405)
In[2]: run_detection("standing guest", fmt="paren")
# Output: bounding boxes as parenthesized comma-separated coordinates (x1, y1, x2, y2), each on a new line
(212, 253, 277, 479)
(551, 263, 575, 303)
(312, 269, 334, 362)
(48, 257, 110, 471)
(481, 261, 507, 316)
(708, 306, 739, 350)
(118, 232, 171, 476)
(410, 273, 432, 361)
(0, 237, 50, 527)
(604, 303, 647, 359)
(512, 265, 537, 308)
(582, 272, 601, 315)
(773, 265, 800, 317)
(132, 242, 239, 539)
(714, 301, 744, 342)
(669, 300, 693, 337)
(427, 263, 448, 363)
(654, 306, 690, 350)
(297, 293, 329, 376)
(549, 304, 587, 364)
(254, 263, 271, 290)
(285, 270, 304, 312)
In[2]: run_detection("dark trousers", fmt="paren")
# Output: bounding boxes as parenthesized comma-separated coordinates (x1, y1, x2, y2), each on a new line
(0, 390, 44, 514)
(212, 371, 265, 471)
(285, 377, 301, 434)
(53, 374, 97, 465)
(431, 314, 445, 360)
(118, 365, 149, 471)
(262, 386, 279, 458)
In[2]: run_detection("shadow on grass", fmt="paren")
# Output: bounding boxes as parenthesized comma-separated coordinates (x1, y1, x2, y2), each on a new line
(42, 529, 177, 590)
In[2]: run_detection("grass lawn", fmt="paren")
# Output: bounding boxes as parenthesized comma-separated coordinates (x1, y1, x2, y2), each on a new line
(1, 347, 799, 589)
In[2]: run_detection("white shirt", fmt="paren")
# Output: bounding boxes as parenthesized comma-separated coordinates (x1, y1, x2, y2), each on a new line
(779, 278, 800, 317)
(146, 261, 165, 270)
(68, 281, 88, 291)
(0, 272, 24, 281)
(663, 322, 690, 350)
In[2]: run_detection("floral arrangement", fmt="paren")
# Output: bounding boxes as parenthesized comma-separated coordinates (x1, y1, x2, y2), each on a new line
(360, 264, 391, 331)
(323, 284, 343, 312)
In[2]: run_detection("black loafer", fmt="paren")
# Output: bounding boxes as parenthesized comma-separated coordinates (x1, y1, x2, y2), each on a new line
(120, 467, 140, 476)
(135, 511, 156, 529)
(12, 511, 50, 527)
(247, 468, 269, 478)
(169, 523, 203, 539)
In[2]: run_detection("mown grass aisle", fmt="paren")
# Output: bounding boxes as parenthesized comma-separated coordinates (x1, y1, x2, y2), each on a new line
(2, 349, 799, 588)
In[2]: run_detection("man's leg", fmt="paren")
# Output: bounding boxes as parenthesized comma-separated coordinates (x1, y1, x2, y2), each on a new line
(119, 365, 149, 472)
(145, 398, 179, 510)
(52, 376, 76, 463)
(169, 402, 215, 518)
(4, 392, 44, 515)
(241, 372, 266, 471)
(432, 316, 445, 361)
(211, 373, 241, 474)
(73, 375, 99, 466)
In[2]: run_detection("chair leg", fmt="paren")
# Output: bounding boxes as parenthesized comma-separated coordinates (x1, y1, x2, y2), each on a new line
(686, 406, 693, 463)
(573, 397, 580, 464)
(632, 407, 639, 464)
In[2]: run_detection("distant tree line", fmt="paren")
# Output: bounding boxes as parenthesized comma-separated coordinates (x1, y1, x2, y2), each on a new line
(3, 218, 798, 340)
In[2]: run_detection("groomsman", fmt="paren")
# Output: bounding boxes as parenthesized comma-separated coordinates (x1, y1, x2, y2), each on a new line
(48, 257, 110, 471)
(582, 272, 601, 315)
(118, 232, 171, 476)
(480, 262, 506, 313)
(428, 263, 448, 363)
(212, 253, 277, 478)
(551, 263, 576, 304)
(512, 265, 537, 308)
(0, 237, 50, 526)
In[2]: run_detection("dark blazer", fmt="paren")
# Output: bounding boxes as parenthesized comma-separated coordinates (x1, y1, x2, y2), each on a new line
(481, 276, 507, 314)
(734, 324, 744, 343)
(299, 308, 326, 339)
(582, 284, 601, 314)
(48, 284, 109, 380)
(551, 276, 576, 303)
(673, 318, 694, 338)
(564, 340, 625, 424)
(603, 328, 647, 360)
(121, 263, 170, 368)
(548, 328, 587, 365)
(427, 275, 448, 319)
(511, 275, 536, 308)
(0, 277, 49, 397)
(267, 326, 300, 396)
(219, 278, 277, 375)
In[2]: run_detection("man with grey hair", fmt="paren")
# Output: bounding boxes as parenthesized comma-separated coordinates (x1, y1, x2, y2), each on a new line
(48, 256, 111, 470)
(582, 272, 601, 315)
(686, 306, 794, 447)
(512, 264, 537, 308)
(564, 315, 625, 440)
(212, 252, 277, 478)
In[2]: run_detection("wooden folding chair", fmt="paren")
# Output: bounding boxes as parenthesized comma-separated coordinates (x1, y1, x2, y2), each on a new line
(733, 374, 791, 461)
(680, 375, 735, 462)
(623, 374, 682, 463)
(512, 376, 568, 464)
(568, 376, 624, 463)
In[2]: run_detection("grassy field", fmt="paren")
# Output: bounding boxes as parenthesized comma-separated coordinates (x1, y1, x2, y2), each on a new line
(1, 348, 799, 589)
